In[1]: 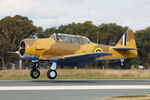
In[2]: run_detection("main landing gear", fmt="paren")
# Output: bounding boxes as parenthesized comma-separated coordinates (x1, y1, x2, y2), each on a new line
(30, 62, 57, 80)
(47, 62, 57, 79)
(30, 62, 40, 79)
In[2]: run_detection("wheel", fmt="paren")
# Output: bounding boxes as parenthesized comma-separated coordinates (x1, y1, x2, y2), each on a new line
(30, 69, 40, 79)
(47, 69, 57, 79)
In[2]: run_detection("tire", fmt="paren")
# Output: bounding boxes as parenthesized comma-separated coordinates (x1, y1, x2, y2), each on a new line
(47, 69, 57, 79)
(30, 69, 40, 79)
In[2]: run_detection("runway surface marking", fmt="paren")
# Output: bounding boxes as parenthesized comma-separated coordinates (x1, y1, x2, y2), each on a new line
(1, 85, 150, 90)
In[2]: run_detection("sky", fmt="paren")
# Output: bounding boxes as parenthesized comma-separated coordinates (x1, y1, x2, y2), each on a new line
(0, 0, 150, 31)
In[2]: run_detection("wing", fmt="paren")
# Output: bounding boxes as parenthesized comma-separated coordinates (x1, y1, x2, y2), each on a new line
(42, 52, 112, 66)
(61, 52, 112, 62)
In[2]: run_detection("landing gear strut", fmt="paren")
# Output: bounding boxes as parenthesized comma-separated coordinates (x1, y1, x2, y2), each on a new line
(30, 62, 40, 79)
(47, 62, 57, 79)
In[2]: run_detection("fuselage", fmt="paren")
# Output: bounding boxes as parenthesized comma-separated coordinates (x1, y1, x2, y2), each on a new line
(19, 38, 137, 61)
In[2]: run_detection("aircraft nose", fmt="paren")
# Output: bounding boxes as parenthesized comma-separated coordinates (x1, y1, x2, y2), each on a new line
(19, 41, 25, 56)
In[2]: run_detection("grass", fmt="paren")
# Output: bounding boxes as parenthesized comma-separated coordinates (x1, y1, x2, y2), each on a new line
(0, 69, 150, 80)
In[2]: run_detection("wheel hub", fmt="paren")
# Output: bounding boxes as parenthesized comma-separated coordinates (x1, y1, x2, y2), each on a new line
(50, 71, 56, 77)
(33, 71, 39, 77)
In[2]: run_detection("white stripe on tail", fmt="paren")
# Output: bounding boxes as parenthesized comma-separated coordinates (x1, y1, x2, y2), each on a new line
(121, 32, 126, 46)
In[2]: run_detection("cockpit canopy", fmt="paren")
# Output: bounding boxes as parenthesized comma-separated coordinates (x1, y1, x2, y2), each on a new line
(50, 33, 91, 44)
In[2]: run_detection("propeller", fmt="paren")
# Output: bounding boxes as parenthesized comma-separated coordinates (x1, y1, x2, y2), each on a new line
(18, 41, 25, 56)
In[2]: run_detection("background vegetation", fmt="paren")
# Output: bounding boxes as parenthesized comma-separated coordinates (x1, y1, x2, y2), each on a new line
(0, 15, 150, 69)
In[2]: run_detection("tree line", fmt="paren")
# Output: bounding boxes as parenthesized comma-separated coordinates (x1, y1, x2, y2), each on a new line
(0, 15, 149, 69)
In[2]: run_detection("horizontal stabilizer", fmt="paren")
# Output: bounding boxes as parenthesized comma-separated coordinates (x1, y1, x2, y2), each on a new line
(112, 47, 137, 50)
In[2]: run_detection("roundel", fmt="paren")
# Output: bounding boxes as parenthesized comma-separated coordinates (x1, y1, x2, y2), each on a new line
(95, 48, 103, 52)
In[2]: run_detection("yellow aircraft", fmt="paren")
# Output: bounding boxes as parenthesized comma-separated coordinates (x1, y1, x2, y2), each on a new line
(18, 29, 137, 79)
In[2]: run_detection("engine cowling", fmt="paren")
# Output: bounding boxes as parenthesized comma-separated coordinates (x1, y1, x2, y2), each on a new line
(18, 39, 38, 60)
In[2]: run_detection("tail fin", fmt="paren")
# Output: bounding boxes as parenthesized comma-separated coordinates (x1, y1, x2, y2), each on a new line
(115, 29, 137, 49)
(113, 29, 138, 58)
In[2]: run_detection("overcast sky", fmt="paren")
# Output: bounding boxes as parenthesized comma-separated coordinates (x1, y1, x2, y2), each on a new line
(0, 0, 150, 31)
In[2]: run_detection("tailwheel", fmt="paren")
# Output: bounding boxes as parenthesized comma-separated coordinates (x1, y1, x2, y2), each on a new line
(47, 69, 57, 79)
(30, 69, 40, 79)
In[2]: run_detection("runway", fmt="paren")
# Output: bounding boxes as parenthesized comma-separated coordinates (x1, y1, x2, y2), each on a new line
(0, 80, 150, 100)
